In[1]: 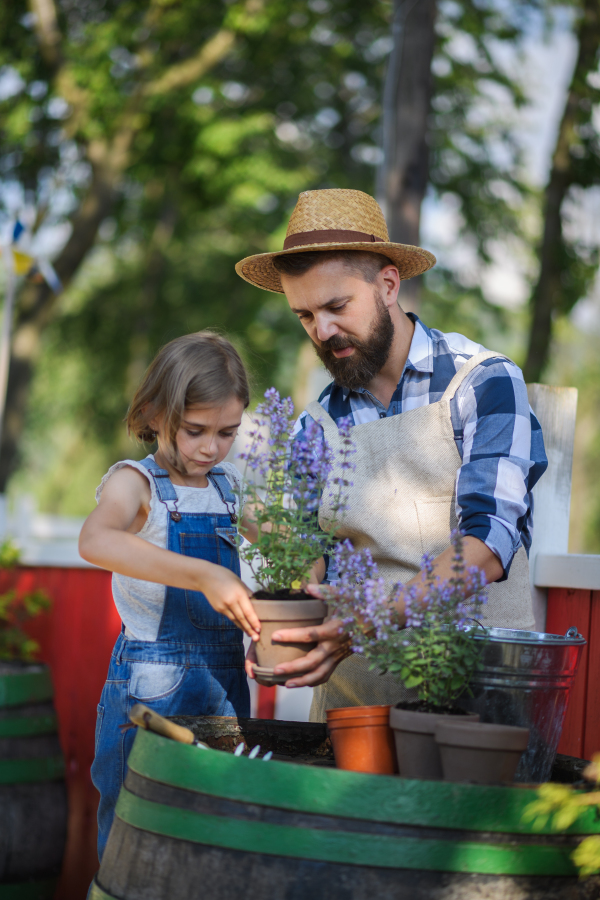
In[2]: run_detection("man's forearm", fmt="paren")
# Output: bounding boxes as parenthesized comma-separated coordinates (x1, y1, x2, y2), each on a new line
(392, 536, 502, 623)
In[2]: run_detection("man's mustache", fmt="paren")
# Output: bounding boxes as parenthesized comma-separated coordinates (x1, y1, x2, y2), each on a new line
(319, 334, 359, 353)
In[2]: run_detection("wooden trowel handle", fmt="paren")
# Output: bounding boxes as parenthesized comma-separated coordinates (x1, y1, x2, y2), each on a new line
(130, 703, 195, 745)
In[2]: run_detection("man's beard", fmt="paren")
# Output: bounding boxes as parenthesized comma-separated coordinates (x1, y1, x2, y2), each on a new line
(312, 292, 395, 391)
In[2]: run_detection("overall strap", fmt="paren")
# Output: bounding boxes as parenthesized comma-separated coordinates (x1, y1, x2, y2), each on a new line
(306, 400, 341, 443)
(441, 350, 512, 403)
(207, 467, 236, 503)
(207, 467, 238, 524)
(137, 457, 179, 515)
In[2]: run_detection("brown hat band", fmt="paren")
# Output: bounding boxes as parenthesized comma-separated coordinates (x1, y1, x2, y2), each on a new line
(282, 229, 386, 250)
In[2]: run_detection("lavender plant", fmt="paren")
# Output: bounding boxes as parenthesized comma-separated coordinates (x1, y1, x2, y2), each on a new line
(238, 389, 355, 594)
(327, 530, 488, 710)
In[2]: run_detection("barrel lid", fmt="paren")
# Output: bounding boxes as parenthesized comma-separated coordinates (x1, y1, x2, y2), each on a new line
(468, 626, 586, 646)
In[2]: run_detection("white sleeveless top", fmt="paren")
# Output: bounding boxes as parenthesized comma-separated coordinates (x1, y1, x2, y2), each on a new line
(96, 456, 243, 641)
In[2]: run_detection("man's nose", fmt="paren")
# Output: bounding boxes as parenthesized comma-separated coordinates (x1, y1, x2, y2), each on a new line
(314, 316, 338, 344)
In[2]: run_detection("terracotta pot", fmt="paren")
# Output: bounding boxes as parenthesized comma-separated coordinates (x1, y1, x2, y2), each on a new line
(250, 598, 327, 669)
(327, 705, 397, 775)
(435, 720, 530, 784)
(389, 706, 480, 780)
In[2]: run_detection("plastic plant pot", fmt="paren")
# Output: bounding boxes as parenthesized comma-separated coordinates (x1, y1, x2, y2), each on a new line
(389, 706, 480, 780)
(327, 705, 398, 775)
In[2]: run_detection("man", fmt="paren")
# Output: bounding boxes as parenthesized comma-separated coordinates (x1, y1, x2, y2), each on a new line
(236, 189, 547, 720)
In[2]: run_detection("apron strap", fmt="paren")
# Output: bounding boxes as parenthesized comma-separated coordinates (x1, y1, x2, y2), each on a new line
(306, 400, 341, 444)
(440, 350, 512, 403)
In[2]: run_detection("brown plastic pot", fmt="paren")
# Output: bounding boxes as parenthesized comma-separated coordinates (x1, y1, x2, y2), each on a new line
(327, 705, 398, 775)
(435, 720, 530, 784)
(389, 706, 480, 780)
(250, 598, 327, 669)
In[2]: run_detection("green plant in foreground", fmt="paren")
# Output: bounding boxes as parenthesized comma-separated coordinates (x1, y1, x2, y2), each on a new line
(0, 540, 52, 662)
(523, 754, 600, 877)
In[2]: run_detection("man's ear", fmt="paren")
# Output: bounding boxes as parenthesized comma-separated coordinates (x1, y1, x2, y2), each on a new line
(379, 264, 401, 308)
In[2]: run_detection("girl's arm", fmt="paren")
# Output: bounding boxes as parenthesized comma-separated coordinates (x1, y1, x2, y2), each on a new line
(79, 467, 261, 640)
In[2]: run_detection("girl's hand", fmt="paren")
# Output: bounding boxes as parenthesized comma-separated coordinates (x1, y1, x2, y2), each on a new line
(200, 566, 261, 641)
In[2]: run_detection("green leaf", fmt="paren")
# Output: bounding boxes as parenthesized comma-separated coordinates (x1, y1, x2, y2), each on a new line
(403, 675, 424, 689)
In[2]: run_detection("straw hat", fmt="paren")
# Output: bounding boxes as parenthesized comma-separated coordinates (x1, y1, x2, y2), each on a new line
(235, 188, 436, 293)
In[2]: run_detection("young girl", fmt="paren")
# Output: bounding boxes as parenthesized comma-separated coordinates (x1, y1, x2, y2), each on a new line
(80, 331, 262, 860)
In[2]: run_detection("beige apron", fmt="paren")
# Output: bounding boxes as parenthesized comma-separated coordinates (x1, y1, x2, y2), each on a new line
(307, 350, 534, 722)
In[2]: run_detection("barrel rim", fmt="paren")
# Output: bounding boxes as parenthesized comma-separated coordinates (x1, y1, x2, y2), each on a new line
(0, 754, 65, 784)
(113, 787, 578, 877)
(0, 667, 54, 708)
(127, 730, 600, 836)
(469, 627, 587, 646)
(0, 876, 58, 898)
(0, 713, 58, 737)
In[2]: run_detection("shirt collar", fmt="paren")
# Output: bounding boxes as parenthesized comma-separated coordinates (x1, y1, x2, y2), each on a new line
(341, 314, 434, 401)
(405, 313, 434, 374)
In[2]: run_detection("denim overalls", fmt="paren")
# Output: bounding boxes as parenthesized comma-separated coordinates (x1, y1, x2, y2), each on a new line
(91, 459, 250, 859)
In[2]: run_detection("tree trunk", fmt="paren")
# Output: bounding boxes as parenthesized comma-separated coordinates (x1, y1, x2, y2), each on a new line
(377, 0, 437, 313)
(523, 0, 600, 383)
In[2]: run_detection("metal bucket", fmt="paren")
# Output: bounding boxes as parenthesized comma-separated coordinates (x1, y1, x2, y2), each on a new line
(459, 626, 586, 783)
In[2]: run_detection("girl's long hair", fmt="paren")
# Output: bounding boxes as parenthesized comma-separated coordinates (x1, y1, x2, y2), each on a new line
(127, 331, 250, 472)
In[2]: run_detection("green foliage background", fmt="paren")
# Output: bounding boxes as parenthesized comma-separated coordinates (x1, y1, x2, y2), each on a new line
(1, 0, 599, 551)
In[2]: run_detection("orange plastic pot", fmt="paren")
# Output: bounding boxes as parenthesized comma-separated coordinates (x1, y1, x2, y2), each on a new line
(326, 705, 398, 775)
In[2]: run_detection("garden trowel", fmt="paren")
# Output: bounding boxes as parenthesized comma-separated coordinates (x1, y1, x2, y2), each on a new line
(128, 703, 272, 759)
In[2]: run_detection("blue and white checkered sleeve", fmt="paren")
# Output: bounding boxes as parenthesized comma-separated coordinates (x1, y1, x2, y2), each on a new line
(454, 359, 545, 580)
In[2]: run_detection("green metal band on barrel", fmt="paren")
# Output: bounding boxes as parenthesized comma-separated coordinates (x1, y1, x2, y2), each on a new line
(115, 788, 577, 877)
(0, 671, 54, 708)
(0, 878, 58, 899)
(128, 730, 600, 837)
(0, 714, 58, 737)
(87, 880, 117, 900)
(0, 755, 65, 784)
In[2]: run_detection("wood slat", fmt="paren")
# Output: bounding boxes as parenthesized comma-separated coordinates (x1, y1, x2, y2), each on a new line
(584, 591, 600, 760)
(545, 588, 591, 758)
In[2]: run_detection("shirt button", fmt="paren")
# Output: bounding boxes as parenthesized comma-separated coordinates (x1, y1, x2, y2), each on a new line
(379, 412, 386, 419)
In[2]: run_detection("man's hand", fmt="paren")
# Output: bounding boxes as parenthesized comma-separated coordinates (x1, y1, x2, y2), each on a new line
(271, 596, 352, 687)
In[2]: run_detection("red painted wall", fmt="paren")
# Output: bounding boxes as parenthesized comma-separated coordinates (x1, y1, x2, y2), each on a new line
(1, 566, 119, 900)
(546, 586, 600, 760)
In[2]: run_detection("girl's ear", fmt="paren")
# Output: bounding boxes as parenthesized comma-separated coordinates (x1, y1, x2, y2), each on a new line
(145, 405, 161, 435)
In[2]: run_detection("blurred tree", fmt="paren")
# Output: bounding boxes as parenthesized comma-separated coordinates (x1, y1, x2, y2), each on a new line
(1, 0, 593, 513)
(377, 0, 437, 312)
(378, 0, 534, 313)
(523, 0, 600, 383)
(0, 0, 392, 489)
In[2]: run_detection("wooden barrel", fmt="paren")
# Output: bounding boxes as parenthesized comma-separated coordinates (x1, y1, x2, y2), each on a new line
(92, 717, 600, 900)
(0, 663, 67, 899)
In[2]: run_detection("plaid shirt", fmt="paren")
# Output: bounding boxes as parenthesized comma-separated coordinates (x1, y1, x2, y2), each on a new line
(294, 314, 547, 581)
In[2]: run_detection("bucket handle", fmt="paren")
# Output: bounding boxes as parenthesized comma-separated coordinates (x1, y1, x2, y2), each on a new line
(565, 626, 584, 640)
(463, 617, 489, 636)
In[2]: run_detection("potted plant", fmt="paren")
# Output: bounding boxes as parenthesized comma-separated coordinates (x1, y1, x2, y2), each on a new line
(327, 531, 487, 779)
(238, 389, 355, 685)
